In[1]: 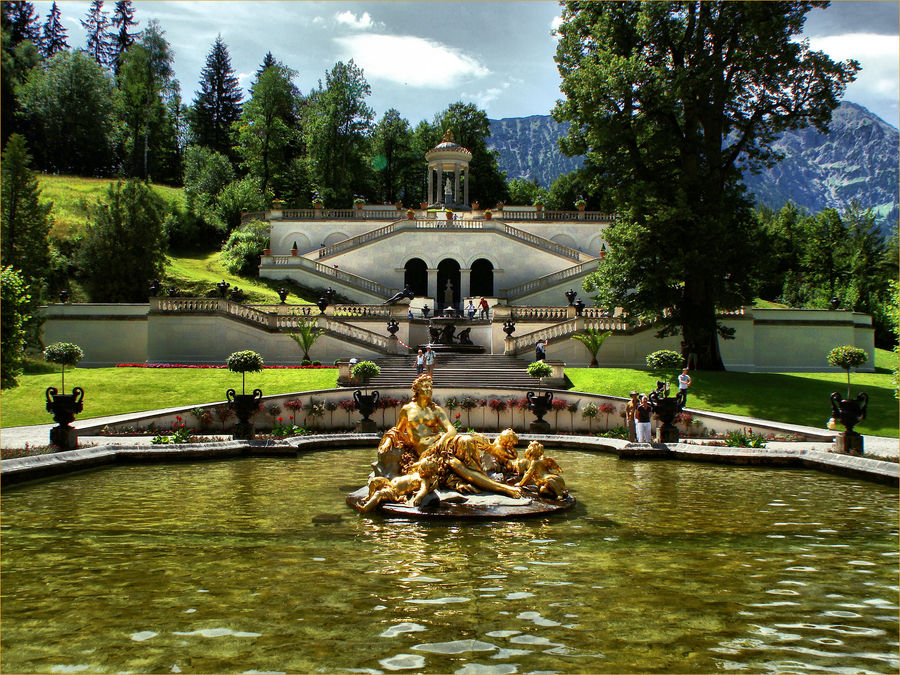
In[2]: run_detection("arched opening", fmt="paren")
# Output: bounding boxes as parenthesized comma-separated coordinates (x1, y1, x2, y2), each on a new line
(470, 258, 494, 297)
(404, 258, 428, 297)
(437, 258, 461, 312)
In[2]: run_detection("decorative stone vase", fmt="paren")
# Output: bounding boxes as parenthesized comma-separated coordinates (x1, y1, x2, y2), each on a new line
(407, 210, 415, 220)
(484, 211, 492, 220)
(317, 297, 329, 313)
(527, 390, 554, 433)
(565, 289, 577, 306)
(355, 202, 364, 210)
(227, 388, 263, 440)
(354, 389, 380, 432)
(45, 386, 84, 450)
(502, 320, 516, 336)
(387, 319, 400, 336)
(535, 204, 544, 212)
(471, 201, 480, 211)
(648, 385, 686, 443)
(830, 391, 868, 454)
(576, 203, 586, 212)
(420, 202, 428, 210)
(574, 299, 586, 317)
(277, 287, 289, 303)
(421, 305, 431, 318)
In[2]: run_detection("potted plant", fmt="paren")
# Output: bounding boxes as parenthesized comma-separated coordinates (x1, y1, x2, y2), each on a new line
(262, 238, 271, 256)
(353, 197, 366, 210)
(291, 241, 299, 256)
(406, 208, 415, 220)
(351, 361, 381, 432)
(570, 328, 612, 368)
(420, 201, 428, 209)
(312, 194, 324, 209)
(526, 360, 554, 433)
(226, 350, 264, 440)
(484, 209, 492, 221)
(445, 208, 454, 220)
(43, 342, 85, 450)
(533, 198, 545, 211)
(272, 198, 285, 209)
(826, 345, 869, 454)
(471, 200, 480, 211)
(574, 198, 587, 211)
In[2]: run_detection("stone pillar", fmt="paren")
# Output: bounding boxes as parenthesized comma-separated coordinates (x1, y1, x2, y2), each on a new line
(454, 165, 460, 206)
(463, 167, 469, 206)
(460, 268, 471, 299)
(427, 268, 438, 301)
(438, 163, 444, 203)
(428, 165, 434, 205)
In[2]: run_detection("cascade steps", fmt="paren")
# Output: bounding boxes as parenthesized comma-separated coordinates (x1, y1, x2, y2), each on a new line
(351, 354, 540, 389)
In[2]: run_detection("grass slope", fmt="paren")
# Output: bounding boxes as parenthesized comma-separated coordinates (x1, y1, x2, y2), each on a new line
(566, 348, 898, 438)
(1, 368, 339, 428)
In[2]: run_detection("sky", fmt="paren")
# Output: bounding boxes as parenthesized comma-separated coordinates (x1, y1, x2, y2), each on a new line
(34, 0, 900, 128)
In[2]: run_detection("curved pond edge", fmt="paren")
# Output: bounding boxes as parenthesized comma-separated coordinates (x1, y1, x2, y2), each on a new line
(2, 433, 896, 488)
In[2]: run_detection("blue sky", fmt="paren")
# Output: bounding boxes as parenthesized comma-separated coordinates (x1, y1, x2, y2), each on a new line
(37, 1, 900, 128)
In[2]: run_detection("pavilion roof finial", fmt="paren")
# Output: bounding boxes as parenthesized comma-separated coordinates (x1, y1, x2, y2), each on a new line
(442, 128, 454, 143)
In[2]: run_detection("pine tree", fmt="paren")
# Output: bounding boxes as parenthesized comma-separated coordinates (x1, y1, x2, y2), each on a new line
(190, 35, 243, 157)
(81, 0, 112, 67)
(40, 1, 68, 57)
(0, 134, 51, 289)
(2, 1, 41, 44)
(110, 0, 137, 74)
(255, 51, 277, 80)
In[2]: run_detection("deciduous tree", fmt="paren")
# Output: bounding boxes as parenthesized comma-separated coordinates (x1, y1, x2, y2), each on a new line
(555, 1, 858, 369)
(0, 266, 31, 389)
(370, 109, 417, 204)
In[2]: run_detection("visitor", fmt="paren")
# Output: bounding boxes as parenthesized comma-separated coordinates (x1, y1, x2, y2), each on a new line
(466, 300, 476, 320)
(635, 395, 652, 443)
(478, 297, 489, 319)
(678, 368, 692, 403)
(408, 308, 414, 320)
(684, 341, 699, 369)
(535, 338, 549, 362)
(625, 390, 639, 442)
(415, 350, 425, 375)
(424, 346, 435, 376)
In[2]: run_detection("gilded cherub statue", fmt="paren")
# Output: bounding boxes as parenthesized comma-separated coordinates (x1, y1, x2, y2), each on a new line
(359, 457, 440, 513)
(515, 441, 567, 500)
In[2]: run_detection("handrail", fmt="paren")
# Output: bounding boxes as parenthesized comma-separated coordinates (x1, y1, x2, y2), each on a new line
(317, 222, 397, 257)
(263, 255, 394, 298)
(503, 224, 583, 261)
(505, 315, 637, 355)
(321, 316, 392, 351)
(499, 210, 614, 223)
(501, 259, 600, 299)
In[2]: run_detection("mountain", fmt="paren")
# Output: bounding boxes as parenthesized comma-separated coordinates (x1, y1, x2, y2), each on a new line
(488, 103, 899, 232)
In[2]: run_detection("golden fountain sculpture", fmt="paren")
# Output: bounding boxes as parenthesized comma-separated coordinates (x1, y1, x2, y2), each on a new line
(346, 374, 575, 518)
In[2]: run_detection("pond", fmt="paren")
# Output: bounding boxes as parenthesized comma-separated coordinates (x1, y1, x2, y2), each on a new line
(1, 448, 897, 674)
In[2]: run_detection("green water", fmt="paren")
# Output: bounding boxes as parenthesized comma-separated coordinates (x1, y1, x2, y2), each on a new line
(1, 449, 897, 674)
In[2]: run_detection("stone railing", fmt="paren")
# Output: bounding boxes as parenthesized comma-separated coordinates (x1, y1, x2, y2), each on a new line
(263, 255, 394, 297)
(321, 316, 394, 352)
(499, 210, 613, 223)
(317, 222, 398, 258)
(503, 224, 584, 261)
(501, 259, 601, 299)
(414, 218, 486, 230)
(510, 306, 571, 321)
(504, 315, 640, 355)
(329, 304, 393, 319)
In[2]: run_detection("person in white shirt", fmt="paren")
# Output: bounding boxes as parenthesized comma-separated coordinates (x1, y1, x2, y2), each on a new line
(678, 368, 692, 403)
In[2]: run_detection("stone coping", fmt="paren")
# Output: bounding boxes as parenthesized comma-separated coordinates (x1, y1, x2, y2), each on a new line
(2, 433, 896, 487)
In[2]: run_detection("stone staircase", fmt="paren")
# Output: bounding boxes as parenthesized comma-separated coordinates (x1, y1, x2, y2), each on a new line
(357, 354, 538, 389)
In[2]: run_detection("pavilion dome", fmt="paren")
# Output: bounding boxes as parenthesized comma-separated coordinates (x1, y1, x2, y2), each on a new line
(425, 130, 472, 161)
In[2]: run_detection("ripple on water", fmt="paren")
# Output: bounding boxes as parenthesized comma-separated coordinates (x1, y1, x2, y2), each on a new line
(455, 664, 518, 674)
(509, 635, 562, 647)
(406, 596, 470, 605)
(516, 612, 560, 627)
(485, 630, 520, 638)
(172, 628, 261, 638)
(401, 576, 443, 583)
(129, 631, 157, 641)
(378, 654, 426, 671)
(381, 623, 426, 638)
(413, 640, 497, 654)
(504, 592, 535, 600)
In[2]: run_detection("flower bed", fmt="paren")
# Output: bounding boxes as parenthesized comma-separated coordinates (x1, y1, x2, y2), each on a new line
(115, 363, 336, 369)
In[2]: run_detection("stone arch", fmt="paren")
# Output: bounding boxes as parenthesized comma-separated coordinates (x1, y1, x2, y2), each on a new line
(437, 258, 461, 310)
(276, 232, 311, 254)
(404, 258, 428, 297)
(323, 231, 349, 247)
(470, 258, 494, 297)
(587, 234, 607, 256)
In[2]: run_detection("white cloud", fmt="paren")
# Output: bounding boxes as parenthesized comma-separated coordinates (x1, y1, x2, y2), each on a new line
(335, 10, 376, 30)
(551, 15, 564, 31)
(807, 33, 899, 107)
(333, 34, 490, 88)
(462, 82, 513, 111)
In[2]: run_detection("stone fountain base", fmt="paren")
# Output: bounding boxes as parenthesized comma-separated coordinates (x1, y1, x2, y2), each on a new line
(346, 486, 575, 519)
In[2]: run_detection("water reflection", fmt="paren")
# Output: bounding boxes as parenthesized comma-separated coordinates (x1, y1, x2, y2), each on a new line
(1, 449, 897, 674)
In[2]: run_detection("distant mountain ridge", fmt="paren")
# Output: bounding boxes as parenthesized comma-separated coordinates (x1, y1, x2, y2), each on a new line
(487, 103, 899, 231)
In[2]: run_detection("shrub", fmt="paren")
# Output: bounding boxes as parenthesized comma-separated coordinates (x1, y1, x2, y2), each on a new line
(221, 219, 270, 277)
(1, 267, 31, 389)
(827, 345, 868, 398)
(351, 361, 380, 393)
(646, 349, 683, 386)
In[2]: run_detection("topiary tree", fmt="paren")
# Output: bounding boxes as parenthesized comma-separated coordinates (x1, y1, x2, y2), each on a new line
(827, 345, 869, 399)
(581, 402, 599, 433)
(351, 360, 380, 395)
(646, 349, 683, 387)
(43, 341, 84, 391)
(570, 328, 612, 367)
(227, 349, 263, 394)
(527, 360, 553, 392)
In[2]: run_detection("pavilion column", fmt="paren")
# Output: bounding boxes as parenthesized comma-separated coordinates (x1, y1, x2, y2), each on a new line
(463, 167, 469, 205)
(427, 268, 438, 302)
(460, 268, 471, 299)
(438, 163, 444, 203)
(454, 165, 460, 205)
(428, 165, 434, 205)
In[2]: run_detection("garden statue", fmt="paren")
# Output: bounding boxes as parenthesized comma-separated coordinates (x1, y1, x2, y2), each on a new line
(347, 375, 575, 518)
(428, 324, 441, 344)
(829, 391, 868, 454)
(514, 441, 567, 500)
(149, 279, 162, 297)
(443, 280, 454, 310)
(457, 327, 473, 345)
(444, 177, 453, 203)
(385, 284, 415, 304)
(439, 323, 457, 344)
(648, 379, 685, 443)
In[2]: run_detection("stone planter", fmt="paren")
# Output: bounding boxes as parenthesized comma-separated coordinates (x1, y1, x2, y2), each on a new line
(291, 248, 298, 256)
(830, 391, 869, 454)
(527, 390, 553, 433)
(227, 388, 263, 440)
(649, 385, 686, 443)
(45, 386, 84, 450)
(354, 390, 380, 432)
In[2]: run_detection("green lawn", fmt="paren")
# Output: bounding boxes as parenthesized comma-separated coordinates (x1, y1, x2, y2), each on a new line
(1, 368, 339, 428)
(39, 174, 185, 239)
(567, 348, 898, 438)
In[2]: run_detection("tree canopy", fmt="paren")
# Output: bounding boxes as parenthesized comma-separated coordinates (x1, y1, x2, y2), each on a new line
(554, 1, 859, 369)
(189, 35, 243, 159)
